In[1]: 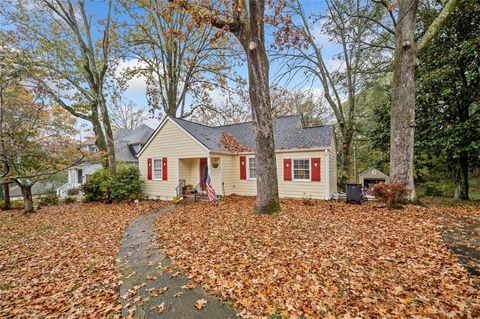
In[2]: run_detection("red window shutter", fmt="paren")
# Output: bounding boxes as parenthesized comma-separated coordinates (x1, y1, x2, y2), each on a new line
(162, 157, 168, 181)
(283, 159, 292, 181)
(240, 156, 246, 180)
(147, 158, 152, 180)
(311, 158, 321, 181)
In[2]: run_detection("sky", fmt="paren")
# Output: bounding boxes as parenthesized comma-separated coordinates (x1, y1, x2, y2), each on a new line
(11, 1, 342, 135)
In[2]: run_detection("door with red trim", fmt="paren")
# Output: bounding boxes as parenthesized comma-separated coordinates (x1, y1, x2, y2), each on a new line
(199, 158, 208, 190)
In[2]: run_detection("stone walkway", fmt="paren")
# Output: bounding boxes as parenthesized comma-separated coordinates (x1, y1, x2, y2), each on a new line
(118, 206, 237, 318)
(440, 213, 480, 288)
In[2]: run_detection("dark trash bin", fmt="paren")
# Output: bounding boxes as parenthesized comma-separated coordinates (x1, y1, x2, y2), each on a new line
(346, 183, 362, 204)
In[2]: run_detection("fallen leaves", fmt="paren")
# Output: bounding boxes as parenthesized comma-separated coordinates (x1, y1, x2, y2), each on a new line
(0, 200, 168, 318)
(155, 301, 166, 314)
(195, 299, 207, 310)
(220, 131, 251, 152)
(145, 286, 168, 297)
(157, 195, 480, 318)
(181, 283, 196, 290)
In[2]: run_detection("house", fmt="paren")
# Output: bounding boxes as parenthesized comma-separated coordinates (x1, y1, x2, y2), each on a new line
(137, 115, 337, 200)
(57, 124, 154, 197)
(358, 167, 389, 189)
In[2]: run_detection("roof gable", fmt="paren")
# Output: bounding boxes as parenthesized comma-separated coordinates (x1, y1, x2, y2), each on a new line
(358, 167, 389, 179)
(137, 117, 209, 157)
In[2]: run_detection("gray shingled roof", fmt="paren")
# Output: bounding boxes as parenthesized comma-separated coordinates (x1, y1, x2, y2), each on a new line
(114, 124, 154, 162)
(170, 115, 334, 152)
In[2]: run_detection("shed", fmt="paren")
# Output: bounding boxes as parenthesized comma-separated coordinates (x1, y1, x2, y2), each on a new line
(358, 167, 389, 188)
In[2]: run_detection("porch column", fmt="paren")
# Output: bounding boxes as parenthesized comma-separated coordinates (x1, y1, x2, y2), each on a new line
(207, 156, 212, 178)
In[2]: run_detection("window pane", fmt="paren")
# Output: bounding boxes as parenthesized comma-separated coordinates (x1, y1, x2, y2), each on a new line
(153, 159, 162, 179)
(293, 159, 310, 180)
(248, 157, 256, 179)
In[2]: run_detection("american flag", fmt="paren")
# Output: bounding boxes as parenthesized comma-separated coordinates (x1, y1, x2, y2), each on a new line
(205, 174, 216, 201)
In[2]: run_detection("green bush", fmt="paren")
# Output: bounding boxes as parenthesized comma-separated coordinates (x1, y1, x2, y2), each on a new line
(110, 164, 142, 201)
(421, 181, 455, 197)
(81, 165, 142, 202)
(63, 196, 76, 204)
(423, 182, 442, 196)
(0, 199, 24, 210)
(37, 190, 59, 206)
(81, 168, 111, 202)
(172, 196, 182, 205)
(67, 187, 80, 196)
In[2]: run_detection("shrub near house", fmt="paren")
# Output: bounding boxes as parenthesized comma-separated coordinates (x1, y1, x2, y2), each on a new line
(81, 164, 142, 202)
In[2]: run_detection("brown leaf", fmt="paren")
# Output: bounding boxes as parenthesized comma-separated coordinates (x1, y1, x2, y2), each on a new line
(195, 299, 207, 310)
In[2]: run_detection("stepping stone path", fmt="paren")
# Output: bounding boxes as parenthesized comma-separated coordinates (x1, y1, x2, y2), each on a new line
(118, 206, 237, 318)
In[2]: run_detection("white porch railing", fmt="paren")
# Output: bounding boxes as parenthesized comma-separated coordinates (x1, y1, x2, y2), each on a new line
(57, 182, 81, 198)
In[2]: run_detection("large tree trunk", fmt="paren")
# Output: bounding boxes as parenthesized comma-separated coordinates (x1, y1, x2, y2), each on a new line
(454, 152, 469, 200)
(389, 0, 418, 200)
(2, 183, 11, 210)
(236, 0, 280, 214)
(98, 95, 116, 175)
(20, 184, 34, 214)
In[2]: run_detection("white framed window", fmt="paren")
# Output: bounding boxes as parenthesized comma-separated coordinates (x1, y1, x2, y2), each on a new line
(293, 159, 310, 181)
(153, 159, 162, 180)
(247, 156, 256, 180)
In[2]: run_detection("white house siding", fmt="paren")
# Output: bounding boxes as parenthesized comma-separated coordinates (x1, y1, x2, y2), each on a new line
(216, 150, 329, 200)
(329, 138, 338, 196)
(68, 163, 102, 184)
(277, 150, 327, 199)
(139, 120, 208, 200)
(217, 154, 237, 195)
(178, 158, 201, 187)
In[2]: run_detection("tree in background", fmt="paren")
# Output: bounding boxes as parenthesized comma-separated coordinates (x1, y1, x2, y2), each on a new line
(353, 79, 391, 175)
(110, 99, 148, 130)
(0, 35, 30, 210)
(273, 0, 386, 180)
(271, 88, 333, 126)
(415, 0, 480, 200)
(189, 86, 251, 126)
(119, 0, 244, 119)
(173, 0, 281, 214)
(2, 85, 84, 213)
(1, 0, 118, 175)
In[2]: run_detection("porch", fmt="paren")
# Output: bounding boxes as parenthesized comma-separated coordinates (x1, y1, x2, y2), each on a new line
(176, 156, 222, 198)
(57, 164, 102, 197)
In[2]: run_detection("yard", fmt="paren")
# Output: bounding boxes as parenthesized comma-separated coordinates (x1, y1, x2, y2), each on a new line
(1, 197, 479, 319)
(157, 196, 480, 318)
(0, 201, 168, 318)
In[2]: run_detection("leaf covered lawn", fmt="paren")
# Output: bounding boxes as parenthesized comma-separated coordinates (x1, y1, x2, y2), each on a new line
(157, 196, 480, 318)
(0, 201, 168, 318)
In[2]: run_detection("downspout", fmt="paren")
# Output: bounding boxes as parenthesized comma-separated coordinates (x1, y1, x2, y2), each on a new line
(325, 149, 330, 200)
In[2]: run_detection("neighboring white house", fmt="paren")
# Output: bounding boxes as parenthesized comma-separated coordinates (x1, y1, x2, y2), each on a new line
(57, 124, 154, 197)
(137, 115, 337, 200)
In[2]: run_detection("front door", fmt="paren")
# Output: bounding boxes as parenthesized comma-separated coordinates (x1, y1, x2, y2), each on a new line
(77, 169, 83, 184)
(199, 158, 208, 190)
